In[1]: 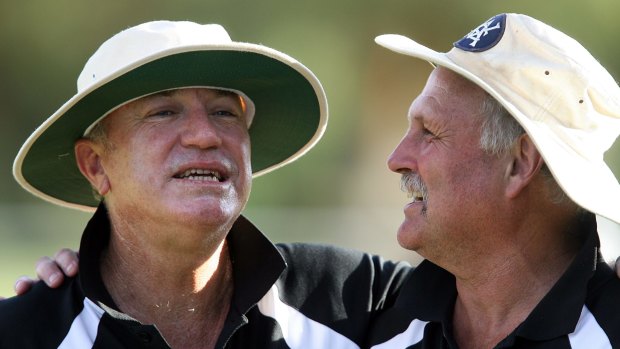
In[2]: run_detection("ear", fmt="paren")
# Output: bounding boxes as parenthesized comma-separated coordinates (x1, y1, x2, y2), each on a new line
(505, 134, 544, 199)
(74, 139, 111, 196)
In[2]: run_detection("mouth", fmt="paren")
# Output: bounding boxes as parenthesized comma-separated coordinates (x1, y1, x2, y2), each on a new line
(173, 168, 226, 182)
(409, 191, 426, 203)
(401, 172, 428, 204)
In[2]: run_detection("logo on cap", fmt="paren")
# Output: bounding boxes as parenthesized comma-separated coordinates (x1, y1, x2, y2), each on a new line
(454, 14, 506, 52)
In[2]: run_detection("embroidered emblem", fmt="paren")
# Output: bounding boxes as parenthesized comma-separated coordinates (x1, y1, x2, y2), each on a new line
(454, 14, 506, 52)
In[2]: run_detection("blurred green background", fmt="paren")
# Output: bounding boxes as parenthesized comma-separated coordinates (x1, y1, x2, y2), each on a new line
(1, 0, 619, 296)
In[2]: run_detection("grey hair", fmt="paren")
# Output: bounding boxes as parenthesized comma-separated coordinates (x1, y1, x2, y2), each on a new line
(478, 95, 524, 156)
(84, 120, 112, 151)
(477, 95, 577, 207)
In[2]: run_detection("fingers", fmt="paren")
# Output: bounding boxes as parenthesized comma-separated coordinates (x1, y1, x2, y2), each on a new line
(12, 249, 79, 295)
(53, 248, 79, 278)
(35, 256, 65, 288)
(14, 276, 36, 295)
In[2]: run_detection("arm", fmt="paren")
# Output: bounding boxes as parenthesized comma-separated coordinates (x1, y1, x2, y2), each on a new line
(9, 250, 620, 295)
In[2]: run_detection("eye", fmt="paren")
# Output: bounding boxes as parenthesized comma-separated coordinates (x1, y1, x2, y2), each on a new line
(212, 109, 239, 117)
(422, 126, 436, 138)
(147, 109, 177, 118)
(211, 108, 245, 126)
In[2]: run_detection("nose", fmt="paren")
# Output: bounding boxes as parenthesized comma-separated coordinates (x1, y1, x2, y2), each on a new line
(180, 107, 222, 149)
(387, 133, 416, 174)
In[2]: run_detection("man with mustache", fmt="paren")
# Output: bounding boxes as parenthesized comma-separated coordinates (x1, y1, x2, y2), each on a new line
(367, 13, 620, 348)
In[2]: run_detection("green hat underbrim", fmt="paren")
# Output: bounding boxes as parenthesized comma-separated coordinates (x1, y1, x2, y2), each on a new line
(15, 49, 325, 211)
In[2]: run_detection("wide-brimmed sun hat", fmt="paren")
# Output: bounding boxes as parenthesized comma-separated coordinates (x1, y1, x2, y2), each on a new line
(13, 20, 328, 212)
(376, 13, 620, 225)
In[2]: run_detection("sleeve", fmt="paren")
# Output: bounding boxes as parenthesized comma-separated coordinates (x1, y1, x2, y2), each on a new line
(274, 243, 413, 346)
(0, 279, 81, 348)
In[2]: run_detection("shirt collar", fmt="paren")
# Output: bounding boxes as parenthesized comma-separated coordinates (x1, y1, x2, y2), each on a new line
(77, 203, 287, 318)
(396, 213, 602, 341)
(511, 213, 601, 341)
(393, 259, 456, 322)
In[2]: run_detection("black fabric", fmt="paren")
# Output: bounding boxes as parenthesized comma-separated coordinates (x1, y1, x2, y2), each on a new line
(366, 213, 620, 348)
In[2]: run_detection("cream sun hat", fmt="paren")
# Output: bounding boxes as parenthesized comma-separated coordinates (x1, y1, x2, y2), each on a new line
(376, 13, 620, 224)
(13, 20, 328, 211)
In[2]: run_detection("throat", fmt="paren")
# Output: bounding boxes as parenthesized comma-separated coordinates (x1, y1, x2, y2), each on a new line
(452, 295, 528, 349)
(101, 243, 235, 349)
(100, 237, 235, 325)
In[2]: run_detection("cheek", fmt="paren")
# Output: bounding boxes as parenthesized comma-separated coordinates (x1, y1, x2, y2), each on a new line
(242, 142, 252, 173)
(232, 131, 252, 172)
(107, 140, 162, 187)
(422, 153, 475, 202)
(239, 141, 253, 190)
(438, 155, 500, 215)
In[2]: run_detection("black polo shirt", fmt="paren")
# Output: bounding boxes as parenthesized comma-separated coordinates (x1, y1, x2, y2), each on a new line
(0, 205, 412, 348)
(367, 213, 620, 348)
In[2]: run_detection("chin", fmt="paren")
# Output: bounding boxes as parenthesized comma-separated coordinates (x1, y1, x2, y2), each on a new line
(169, 202, 240, 226)
(396, 225, 424, 252)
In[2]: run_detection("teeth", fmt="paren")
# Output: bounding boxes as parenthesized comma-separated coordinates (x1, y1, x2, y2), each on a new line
(409, 192, 425, 203)
(178, 168, 222, 181)
(410, 194, 421, 202)
(401, 173, 427, 203)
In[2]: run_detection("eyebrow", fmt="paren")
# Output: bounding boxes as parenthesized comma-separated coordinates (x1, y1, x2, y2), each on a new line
(214, 89, 240, 98)
(152, 89, 240, 98)
(139, 89, 245, 112)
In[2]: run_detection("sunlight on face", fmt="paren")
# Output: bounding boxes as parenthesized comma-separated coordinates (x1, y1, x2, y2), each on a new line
(387, 68, 507, 264)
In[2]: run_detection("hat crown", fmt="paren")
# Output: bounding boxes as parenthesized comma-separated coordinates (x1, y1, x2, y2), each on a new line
(15, 20, 327, 211)
(449, 13, 620, 159)
(374, 13, 620, 224)
(77, 21, 232, 92)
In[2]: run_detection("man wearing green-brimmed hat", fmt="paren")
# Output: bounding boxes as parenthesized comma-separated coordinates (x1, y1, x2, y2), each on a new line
(369, 13, 620, 348)
(0, 20, 412, 348)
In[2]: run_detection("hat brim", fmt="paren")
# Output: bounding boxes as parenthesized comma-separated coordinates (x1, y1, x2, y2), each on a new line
(375, 34, 620, 224)
(13, 44, 327, 211)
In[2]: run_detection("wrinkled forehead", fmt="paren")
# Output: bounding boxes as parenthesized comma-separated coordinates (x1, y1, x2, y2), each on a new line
(408, 68, 490, 122)
(429, 67, 485, 95)
(129, 87, 245, 108)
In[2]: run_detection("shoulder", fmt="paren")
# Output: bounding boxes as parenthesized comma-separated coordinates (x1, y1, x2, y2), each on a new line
(0, 280, 62, 318)
(276, 242, 412, 279)
(0, 278, 83, 347)
(586, 262, 620, 312)
(260, 243, 413, 346)
(275, 243, 414, 309)
(582, 262, 620, 346)
(277, 242, 369, 266)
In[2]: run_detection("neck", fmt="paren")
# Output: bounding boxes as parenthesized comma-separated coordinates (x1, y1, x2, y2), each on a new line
(452, 251, 571, 349)
(450, 208, 583, 349)
(101, 218, 235, 349)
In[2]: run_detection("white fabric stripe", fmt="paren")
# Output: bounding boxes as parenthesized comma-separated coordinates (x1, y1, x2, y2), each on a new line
(568, 306, 612, 349)
(257, 284, 360, 349)
(58, 298, 105, 349)
(370, 318, 428, 349)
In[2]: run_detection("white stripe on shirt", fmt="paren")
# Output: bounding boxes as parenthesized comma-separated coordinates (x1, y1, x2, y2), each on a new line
(370, 318, 428, 349)
(58, 298, 105, 349)
(257, 284, 359, 349)
(568, 305, 611, 349)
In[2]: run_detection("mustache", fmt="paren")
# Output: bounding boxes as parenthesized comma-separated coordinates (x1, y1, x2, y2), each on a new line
(400, 172, 428, 201)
